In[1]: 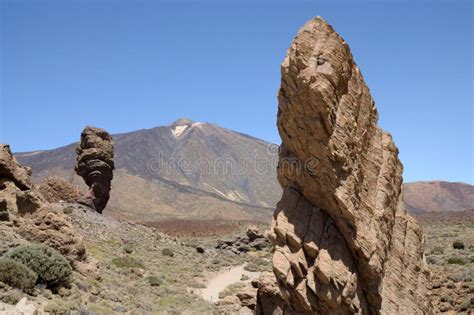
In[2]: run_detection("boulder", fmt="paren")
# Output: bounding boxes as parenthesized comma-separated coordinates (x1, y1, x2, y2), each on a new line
(257, 17, 432, 314)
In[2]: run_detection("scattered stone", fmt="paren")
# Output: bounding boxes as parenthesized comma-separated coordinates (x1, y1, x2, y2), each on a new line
(0, 297, 38, 315)
(216, 228, 271, 254)
(131, 268, 145, 277)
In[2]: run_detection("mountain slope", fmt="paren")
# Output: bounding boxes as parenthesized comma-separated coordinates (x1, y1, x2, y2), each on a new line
(15, 119, 473, 217)
(404, 181, 474, 213)
(16, 118, 281, 208)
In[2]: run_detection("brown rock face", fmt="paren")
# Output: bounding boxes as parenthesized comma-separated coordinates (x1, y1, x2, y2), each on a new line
(257, 17, 432, 314)
(38, 176, 82, 204)
(0, 144, 98, 278)
(75, 126, 115, 213)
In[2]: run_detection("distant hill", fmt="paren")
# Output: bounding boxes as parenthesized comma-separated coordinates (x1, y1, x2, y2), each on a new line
(15, 119, 473, 221)
(404, 181, 474, 213)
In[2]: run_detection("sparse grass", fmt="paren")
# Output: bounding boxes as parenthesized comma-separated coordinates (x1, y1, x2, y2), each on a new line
(244, 256, 272, 272)
(111, 256, 145, 269)
(219, 282, 246, 299)
(430, 246, 444, 255)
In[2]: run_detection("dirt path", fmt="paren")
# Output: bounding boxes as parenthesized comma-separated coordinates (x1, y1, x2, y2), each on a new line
(198, 264, 261, 303)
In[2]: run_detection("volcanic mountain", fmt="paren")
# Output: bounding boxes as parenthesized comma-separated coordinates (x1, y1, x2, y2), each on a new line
(15, 119, 473, 221)
(15, 119, 281, 223)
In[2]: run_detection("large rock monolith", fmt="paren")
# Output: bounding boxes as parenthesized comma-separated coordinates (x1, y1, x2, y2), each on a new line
(75, 126, 115, 213)
(256, 17, 432, 314)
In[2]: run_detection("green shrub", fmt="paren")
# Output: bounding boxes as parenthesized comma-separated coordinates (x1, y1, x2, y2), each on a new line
(161, 248, 174, 257)
(5, 244, 72, 288)
(111, 256, 144, 269)
(0, 258, 37, 292)
(453, 241, 465, 250)
(147, 275, 163, 287)
(123, 244, 134, 254)
(244, 257, 271, 272)
(447, 257, 465, 265)
(62, 207, 73, 215)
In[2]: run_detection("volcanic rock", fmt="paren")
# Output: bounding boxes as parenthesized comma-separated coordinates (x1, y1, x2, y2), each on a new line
(257, 17, 432, 314)
(216, 228, 271, 254)
(75, 126, 115, 213)
(38, 176, 81, 204)
(0, 144, 98, 279)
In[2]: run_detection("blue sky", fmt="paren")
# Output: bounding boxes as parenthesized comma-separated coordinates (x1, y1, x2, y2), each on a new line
(1, 0, 472, 184)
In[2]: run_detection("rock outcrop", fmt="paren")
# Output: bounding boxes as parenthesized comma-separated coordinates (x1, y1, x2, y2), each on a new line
(216, 228, 272, 254)
(75, 126, 115, 213)
(257, 17, 432, 314)
(0, 144, 98, 279)
(38, 177, 82, 204)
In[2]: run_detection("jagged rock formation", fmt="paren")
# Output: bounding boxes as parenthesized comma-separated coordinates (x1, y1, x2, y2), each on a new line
(75, 126, 115, 213)
(0, 144, 99, 279)
(257, 17, 432, 314)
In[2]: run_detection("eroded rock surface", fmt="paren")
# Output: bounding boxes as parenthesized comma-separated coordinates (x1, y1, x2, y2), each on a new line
(75, 126, 115, 213)
(0, 144, 98, 279)
(257, 17, 432, 314)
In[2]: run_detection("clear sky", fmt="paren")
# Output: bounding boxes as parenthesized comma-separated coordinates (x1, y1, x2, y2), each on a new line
(1, 0, 472, 184)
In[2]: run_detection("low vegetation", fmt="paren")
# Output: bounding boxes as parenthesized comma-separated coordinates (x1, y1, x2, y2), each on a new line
(147, 275, 163, 287)
(452, 240, 465, 249)
(161, 248, 174, 257)
(446, 257, 465, 265)
(111, 256, 144, 269)
(0, 258, 37, 293)
(4, 244, 72, 289)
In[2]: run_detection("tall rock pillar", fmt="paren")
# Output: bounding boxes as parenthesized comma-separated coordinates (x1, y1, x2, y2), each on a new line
(257, 17, 432, 314)
(75, 126, 114, 213)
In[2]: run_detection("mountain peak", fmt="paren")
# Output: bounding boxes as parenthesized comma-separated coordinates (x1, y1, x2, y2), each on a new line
(171, 118, 194, 126)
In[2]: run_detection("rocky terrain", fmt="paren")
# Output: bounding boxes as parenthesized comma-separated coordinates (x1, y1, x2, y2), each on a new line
(256, 17, 432, 314)
(2, 13, 472, 315)
(0, 143, 274, 313)
(0, 142, 472, 314)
